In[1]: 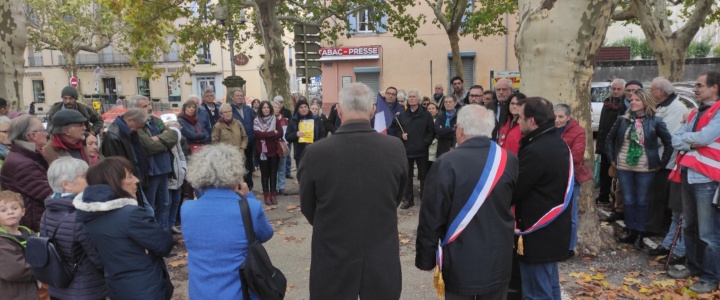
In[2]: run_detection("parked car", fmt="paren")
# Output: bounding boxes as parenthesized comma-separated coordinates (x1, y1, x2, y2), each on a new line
(590, 82, 611, 134)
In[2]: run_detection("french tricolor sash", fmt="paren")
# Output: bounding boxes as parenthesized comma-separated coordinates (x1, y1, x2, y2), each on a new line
(515, 147, 574, 255)
(433, 143, 508, 297)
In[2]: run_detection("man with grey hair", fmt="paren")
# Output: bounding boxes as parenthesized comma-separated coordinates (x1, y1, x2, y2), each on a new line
(492, 79, 514, 139)
(416, 104, 518, 299)
(0, 114, 53, 231)
(596, 78, 627, 207)
(129, 95, 178, 227)
(200, 88, 221, 127)
(646, 77, 689, 259)
(299, 82, 408, 299)
(395, 89, 435, 209)
(101, 108, 150, 201)
(227, 88, 256, 189)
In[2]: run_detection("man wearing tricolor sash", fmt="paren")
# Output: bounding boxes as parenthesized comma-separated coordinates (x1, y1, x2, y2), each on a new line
(667, 71, 720, 294)
(513, 97, 573, 300)
(416, 104, 519, 300)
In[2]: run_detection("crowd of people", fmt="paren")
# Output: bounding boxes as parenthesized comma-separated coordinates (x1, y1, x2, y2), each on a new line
(1, 69, 719, 299)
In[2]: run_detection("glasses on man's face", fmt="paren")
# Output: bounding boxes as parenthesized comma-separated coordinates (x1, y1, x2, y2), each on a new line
(625, 89, 637, 93)
(469, 94, 483, 98)
(695, 83, 708, 89)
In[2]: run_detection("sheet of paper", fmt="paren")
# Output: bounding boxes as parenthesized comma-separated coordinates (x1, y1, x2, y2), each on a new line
(299, 120, 314, 143)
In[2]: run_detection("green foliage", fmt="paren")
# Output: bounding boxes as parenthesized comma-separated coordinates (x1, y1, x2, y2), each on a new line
(686, 39, 713, 58)
(714, 44, 720, 57)
(609, 37, 654, 59)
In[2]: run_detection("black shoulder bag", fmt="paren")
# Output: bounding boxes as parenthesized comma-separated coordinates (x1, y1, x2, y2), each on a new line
(238, 195, 287, 300)
(26, 213, 86, 288)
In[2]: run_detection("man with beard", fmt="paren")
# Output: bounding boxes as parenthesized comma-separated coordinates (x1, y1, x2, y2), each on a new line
(46, 86, 103, 135)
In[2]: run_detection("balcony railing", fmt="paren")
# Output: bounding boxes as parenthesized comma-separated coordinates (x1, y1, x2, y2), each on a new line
(58, 53, 132, 66)
(27, 54, 43, 67)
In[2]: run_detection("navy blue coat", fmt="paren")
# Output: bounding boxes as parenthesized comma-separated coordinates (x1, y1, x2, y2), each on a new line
(232, 103, 256, 142)
(75, 185, 174, 300)
(605, 115, 673, 170)
(178, 114, 211, 144)
(40, 195, 106, 300)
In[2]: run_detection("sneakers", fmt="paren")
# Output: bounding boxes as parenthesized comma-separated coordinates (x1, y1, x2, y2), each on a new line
(690, 281, 717, 294)
(667, 268, 694, 279)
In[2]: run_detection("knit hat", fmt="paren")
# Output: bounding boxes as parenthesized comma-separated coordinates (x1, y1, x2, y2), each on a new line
(61, 86, 79, 100)
(625, 80, 644, 89)
(51, 109, 87, 127)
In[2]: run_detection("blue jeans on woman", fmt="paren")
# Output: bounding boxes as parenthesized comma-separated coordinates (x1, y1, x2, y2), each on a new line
(661, 210, 686, 257)
(570, 181, 580, 251)
(616, 170, 655, 232)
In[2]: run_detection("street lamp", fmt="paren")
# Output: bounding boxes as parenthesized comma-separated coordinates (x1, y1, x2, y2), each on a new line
(214, 5, 247, 77)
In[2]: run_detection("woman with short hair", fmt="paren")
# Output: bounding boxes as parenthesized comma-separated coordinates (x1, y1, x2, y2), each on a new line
(212, 103, 248, 156)
(74, 156, 174, 300)
(606, 89, 673, 248)
(182, 144, 273, 299)
(40, 157, 107, 300)
(435, 95, 459, 157)
(178, 100, 210, 146)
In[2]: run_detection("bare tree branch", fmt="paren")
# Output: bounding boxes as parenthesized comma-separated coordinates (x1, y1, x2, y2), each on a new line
(611, 4, 636, 21)
(675, 0, 714, 44)
(424, 0, 449, 30)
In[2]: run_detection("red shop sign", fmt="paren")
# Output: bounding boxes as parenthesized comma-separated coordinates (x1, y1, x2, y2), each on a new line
(319, 46, 380, 57)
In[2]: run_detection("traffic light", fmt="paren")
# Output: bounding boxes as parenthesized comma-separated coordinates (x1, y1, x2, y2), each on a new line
(294, 24, 322, 79)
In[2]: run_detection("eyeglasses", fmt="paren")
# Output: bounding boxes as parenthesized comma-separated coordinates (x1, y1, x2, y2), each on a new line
(695, 83, 708, 89)
(469, 94, 483, 98)
(510, 102, 520, 106)
(0, 130, 7, 133)
(625, 89, 638, 93)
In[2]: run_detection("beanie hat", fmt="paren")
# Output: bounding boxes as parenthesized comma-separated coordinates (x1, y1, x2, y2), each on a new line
(61, 86, 79, 100)
(625, 80, 644, 89)
(51, 109, 87, 127)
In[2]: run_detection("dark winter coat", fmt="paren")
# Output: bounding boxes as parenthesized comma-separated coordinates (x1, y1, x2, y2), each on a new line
(231, 103, 256, 143)
(298, 120, 408, 299)
(46, 102, 103, 135)
(513, 124, 572, 263)
(560, 118, 593, 184)
(102, 117, 148, 200)
(434, 109, 458, 157)
(285, 108, 324, 162)
(178, 114, 211, 145)
(200, 101, 222, 126)
(0, 226, 38, 300)
(40, 195, 107, 300)
(596, 96, 626, 155)
(605, 114, 673, 170)
(416, 136, 519, 296)
(137, 116, 177, 177)
(395, 106, 435, 157)
(0, 143, 53, 231)
(74, 185, 173, 300)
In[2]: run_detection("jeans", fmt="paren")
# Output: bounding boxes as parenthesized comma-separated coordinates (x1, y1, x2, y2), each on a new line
(244, 143, 255, 189)
(143, 174, 171, 228)
(404, 155, 429, 202)
(168, 188, 182, 228)
(661, 210, 686, 257)
(570, 181, 580, 250)
(681, 174, 720, 284)
(277, 156, 287, 190)
(518, 261, 561, 300)
(616, 170, 655, 232)
(259, 156, 279, 192)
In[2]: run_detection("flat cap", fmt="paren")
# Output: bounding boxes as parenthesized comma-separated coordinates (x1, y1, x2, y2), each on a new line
(51, 109, 87, 127)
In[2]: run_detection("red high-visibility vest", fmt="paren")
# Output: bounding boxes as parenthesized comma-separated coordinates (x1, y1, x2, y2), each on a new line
(669, 100, 720, 182)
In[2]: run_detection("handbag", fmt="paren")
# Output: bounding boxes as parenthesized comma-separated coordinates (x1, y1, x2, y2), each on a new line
(278, 140, 289, 157)
(26, 213, 85, 288)
(238, 195, 286, 300)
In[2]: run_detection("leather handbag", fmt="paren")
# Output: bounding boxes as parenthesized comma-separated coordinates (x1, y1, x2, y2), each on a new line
(26, 213, 85, 288)
(277, 140, 289, 157)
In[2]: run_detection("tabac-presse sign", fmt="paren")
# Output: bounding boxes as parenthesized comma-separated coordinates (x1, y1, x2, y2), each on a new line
(319, 46, 380, 58)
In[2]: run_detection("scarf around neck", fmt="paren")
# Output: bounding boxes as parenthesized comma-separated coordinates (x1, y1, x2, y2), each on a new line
(52, 134, 86, 160)
(626, 111, 646, 166)
(254, 115, 276, 161)
(181, 114, 198, 125)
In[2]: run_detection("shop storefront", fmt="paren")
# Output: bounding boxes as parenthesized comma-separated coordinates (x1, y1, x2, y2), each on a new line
(320, 45, 382, 106)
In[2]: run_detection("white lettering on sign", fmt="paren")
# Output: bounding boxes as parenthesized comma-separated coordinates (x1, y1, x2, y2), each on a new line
(320, 46, 379, 57)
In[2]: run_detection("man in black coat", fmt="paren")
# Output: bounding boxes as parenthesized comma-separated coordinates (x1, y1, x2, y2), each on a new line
(416, 104, 519, 299)
(395, 89, 435, 209)
(595, 79, 627, 206)
(299, 83, 408, 300)
(513, 97, 572, 300)
(101, 108, 149, 204)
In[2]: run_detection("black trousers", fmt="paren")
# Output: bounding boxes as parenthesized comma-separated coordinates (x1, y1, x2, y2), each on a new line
(598, 153, 612, 200)
(244, 142, 255, 189)
(259, 156, 279, 192)
(405, 155, 429, 202)
(446, 285, 508, 300)
(646, 169, 672, 234)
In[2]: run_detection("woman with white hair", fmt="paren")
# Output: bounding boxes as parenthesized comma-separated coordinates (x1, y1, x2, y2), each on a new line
(211, 103, 248, 155)
(182, 144, 273, 299)
(40, 157, 107, 299)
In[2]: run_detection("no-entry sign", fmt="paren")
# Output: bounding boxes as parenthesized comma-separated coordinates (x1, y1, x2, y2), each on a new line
(70, 77, 79, 88)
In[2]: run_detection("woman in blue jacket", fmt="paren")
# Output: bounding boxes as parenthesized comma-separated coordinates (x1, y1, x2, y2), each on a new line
(182, 144, 273, 299)
(178, 100, 211, 146)
(606, 89, 672, 248)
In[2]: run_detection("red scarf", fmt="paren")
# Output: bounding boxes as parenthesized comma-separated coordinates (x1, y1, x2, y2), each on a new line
(52, 134, 86, 160)
(181, 114, 198, 125)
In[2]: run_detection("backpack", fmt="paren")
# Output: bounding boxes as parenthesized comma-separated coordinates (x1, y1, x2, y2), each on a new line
(26, 212, 85, 288)
(238, 195, 286, 300)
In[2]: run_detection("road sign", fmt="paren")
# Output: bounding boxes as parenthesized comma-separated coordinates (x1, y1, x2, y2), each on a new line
(297, 68, 322, 78)
(70, 77, 79, 88)
(294, 24, 322, 82)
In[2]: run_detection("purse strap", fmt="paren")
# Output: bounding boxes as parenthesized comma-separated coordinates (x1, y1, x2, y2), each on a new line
(44, 211, 86, 268)
(237, 194, 255, 300)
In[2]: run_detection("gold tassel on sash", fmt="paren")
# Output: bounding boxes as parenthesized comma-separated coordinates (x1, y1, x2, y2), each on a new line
(433, 265, 445, 298)
(517, 236, 524, 255)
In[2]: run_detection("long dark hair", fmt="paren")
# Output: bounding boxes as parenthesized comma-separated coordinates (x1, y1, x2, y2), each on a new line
(256, 101, 274, 118)
(86, 156, 136, 199)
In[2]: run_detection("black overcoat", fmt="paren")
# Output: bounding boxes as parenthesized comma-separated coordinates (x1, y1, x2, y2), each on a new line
(299, 120, 408, 300)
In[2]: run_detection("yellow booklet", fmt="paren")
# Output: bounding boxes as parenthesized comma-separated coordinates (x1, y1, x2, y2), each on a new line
(299, 119, 314, 143)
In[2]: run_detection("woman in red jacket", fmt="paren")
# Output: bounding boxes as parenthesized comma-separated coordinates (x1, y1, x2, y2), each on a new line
(497, 93, 525, 155)
(554, 103, 593, 254)
(254, 101, 284, 205)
